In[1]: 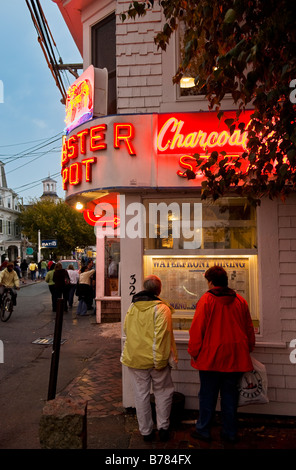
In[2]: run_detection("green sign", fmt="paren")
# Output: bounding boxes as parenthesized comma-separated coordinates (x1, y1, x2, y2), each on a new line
(26, 247, 34, 255)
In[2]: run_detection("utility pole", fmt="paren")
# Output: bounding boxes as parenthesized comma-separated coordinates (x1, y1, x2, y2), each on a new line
(38, 230, 41, 263)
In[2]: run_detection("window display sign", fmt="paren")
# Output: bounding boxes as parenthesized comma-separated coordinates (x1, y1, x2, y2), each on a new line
(149, 257, 251, 328)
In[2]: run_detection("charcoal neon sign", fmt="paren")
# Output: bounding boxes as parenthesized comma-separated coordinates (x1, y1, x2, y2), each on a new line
(157, 112, 251, 155)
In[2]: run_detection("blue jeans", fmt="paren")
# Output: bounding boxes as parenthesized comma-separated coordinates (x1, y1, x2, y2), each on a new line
(196, 371, 242, 439)
(68, 284, 77, 307)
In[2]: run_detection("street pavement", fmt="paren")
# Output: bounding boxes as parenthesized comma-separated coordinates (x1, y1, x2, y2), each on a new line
(1, 278, 296, 458)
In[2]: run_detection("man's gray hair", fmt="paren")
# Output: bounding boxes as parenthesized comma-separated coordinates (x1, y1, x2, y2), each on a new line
(143, 275, 162, 295)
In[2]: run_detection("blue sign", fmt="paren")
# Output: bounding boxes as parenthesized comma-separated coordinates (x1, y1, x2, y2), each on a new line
(41, 239, 58, 248)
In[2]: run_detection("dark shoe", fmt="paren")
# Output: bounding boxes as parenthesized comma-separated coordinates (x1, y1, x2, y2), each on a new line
(159, 428, 170, 441)
(143, 430, 156, 441)
(190, 430, 211, 442)
(220, 432, 239, 444)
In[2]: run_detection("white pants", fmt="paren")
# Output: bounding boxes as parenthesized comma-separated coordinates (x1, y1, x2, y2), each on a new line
(128, 366, 174, 436)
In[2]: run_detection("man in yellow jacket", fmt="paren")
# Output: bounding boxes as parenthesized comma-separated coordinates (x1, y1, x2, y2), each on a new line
(0, 262, 20, 305)
(121, 275, 178, 442)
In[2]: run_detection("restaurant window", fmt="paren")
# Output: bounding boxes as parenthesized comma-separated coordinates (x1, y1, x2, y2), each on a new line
(143, 197, 259, 333)
(92, 12, 116, 114)
(177, 22, 232, 99)
(144, 197, 257, 251)
(104, 238, 120, 296)
(177, 21, 205, 98)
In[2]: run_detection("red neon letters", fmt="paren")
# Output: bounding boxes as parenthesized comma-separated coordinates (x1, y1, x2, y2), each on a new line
(114, 123, 136, 156)
(61, 123, 136, 189)
(157, 111, 252, 155)
(83, 210, 120, 228)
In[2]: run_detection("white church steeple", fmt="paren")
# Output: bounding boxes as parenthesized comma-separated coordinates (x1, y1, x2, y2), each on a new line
(41, 174, 58, 199)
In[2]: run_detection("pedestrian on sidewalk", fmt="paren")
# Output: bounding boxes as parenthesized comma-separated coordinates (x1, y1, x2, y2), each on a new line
(121, 275, 178, 442)
(13, 260, 21, 279)
(67, 264, 79, 308)
(53, 262, 70, 312)
(28, 261, 38, 281)
(40, 259, 47, 279)
(45, 262, 56, 312)
(20, 259, 28, 284)
(76, 265, 95, 315)
(188, 266, 255, 443)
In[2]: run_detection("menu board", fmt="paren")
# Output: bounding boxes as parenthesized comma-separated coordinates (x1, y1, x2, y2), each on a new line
(151, 257, 250, 313)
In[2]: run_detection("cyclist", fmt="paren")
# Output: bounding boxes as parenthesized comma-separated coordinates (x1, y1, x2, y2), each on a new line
(0, 262, 20, 306)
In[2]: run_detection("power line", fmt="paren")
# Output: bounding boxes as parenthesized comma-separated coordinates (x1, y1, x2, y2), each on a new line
(0, 133, 62, 148)
(12, 172, 60, 191)
(25, 0, 83, 104)
(12, 172, 61, 195)
(6, 146, 62, 175)
(0, 136, 63, 164)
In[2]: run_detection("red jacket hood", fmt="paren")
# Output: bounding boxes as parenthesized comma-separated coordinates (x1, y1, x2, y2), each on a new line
(207, 286, 237, 305)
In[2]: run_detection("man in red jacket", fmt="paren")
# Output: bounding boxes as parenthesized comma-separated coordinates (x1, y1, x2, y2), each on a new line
(188, 266, 255, 443)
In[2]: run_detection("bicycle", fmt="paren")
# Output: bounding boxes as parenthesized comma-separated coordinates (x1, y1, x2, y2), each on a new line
(0, 287, 14, 322)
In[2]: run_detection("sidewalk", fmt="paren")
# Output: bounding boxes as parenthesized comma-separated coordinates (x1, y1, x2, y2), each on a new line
(19, 277, 44, 288)
(55, 321, 296, 450)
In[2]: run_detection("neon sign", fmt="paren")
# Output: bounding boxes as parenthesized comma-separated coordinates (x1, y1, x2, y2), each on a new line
(157, 111, 251, 155)
(65, 77, 93, 135)
(61, 123, 136, 190)
(80, 195, 120, 229)
(61, 111, 253, 191)
(64, 66, 108, 135)
(176, 153, 249, 179)
(84, 210, 120, 228)
(114, 123, 136, 156)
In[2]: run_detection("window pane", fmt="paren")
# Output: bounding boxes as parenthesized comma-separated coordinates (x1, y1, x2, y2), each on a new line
(105, 239, 120, 296)
(92, 13, 116, 114)
(144, 197, 256, 251)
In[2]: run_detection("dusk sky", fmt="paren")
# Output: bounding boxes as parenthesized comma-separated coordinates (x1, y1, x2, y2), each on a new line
(0, 0, 82, 203)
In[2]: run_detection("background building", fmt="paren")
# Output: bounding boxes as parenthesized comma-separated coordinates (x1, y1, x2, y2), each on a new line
(54, 0, 296, 417)
(40, 175, 59, 200)
(0, 161, 22, 262)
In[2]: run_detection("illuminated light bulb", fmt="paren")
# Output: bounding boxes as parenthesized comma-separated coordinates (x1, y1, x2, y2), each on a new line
(180, 76, 196, 89)
(75, 202, 84, 210)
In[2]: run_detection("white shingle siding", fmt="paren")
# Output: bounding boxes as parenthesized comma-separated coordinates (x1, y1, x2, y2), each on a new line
(116, 3, 163, 114)
(275, 196, 296, 412)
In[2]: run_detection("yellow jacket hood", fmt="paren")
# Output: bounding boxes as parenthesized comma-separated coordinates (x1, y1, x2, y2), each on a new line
(121, 293, 177, 370)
